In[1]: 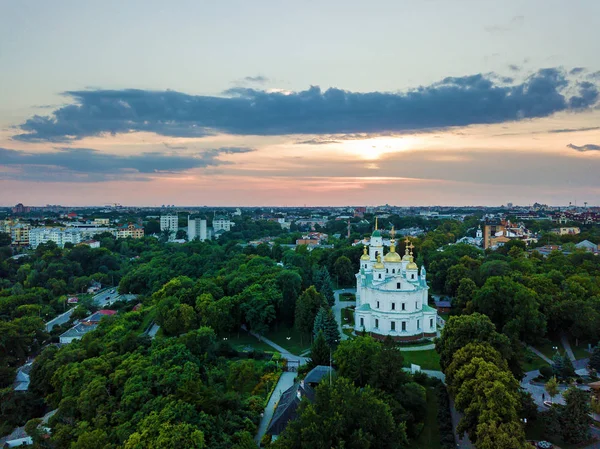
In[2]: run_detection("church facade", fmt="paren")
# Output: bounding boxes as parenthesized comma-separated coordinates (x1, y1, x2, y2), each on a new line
(354, 224, 437, 341)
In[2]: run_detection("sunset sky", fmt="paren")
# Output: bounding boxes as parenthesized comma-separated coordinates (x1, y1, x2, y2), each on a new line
(1, 0, 600, 207)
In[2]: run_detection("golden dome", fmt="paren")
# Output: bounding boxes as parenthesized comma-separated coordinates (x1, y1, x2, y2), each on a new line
(360, 246, 370, 260)
(373, 254, 385, 269)
(407, 262, 418, 270)
(384, 250, 401, 262)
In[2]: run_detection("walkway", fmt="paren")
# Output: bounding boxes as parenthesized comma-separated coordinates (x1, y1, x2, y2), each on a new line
(145, 323, 160, 339)
(45, 309, 74, 332)
(449, 397, 474, 449)
(255, 371, 295, 445)
(561, 333, 577, 362)
(248, 330, 308, 365)
(526, 344, 554, 364)
(398, 343, 435, 351)
(333, 288, 356, 340)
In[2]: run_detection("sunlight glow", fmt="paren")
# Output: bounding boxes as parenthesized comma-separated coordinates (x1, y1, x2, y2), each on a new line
(343, 136, 421, 160)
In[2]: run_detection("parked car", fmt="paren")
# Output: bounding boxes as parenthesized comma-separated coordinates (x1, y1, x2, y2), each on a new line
(111, 289, 116, 294)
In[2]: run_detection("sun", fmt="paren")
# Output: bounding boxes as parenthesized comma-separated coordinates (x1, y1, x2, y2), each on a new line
(343, 136, 419, 160)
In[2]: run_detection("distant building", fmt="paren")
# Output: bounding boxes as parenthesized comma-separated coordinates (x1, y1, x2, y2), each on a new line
(11, 203, 31, 215)
(213, 216, 234, 232)
(188, 216, 209, 241)
(10, 223, 30, 246)
(550, 227, 580, 235)
(483, 220, 537, 250)
(29, 227, 114, 248)
(79, 240, 101, 249)
(117, 223, 145, 239)
(575, 240, 599, 255)
(160, 214, 178, 241)
(92, 218, 110, 226)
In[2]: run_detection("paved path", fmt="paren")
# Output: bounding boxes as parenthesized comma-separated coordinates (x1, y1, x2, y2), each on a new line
(333, 288, 356, 340)
(449, 397, 474, 449)
(255, 371, 295, 445)
(561, 333, 577, 362)
(248, 330, 308, 365)
(45, 309, 74, 332)
(526, 344, 554, 364)
(398, 343, 436, 351)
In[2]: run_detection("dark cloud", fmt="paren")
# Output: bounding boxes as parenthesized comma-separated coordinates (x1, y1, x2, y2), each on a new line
(0, 146, 255, 181)
(508, 64, 520, 72)
(570, 67, 585, 75)
(567, 143, 600, 152)
(548, 127, 600, 134)
(14, 68, 599, 142)
(163, 142, 187, 150)
(296, 138, 341, 145)
(244, 75, 269, 84)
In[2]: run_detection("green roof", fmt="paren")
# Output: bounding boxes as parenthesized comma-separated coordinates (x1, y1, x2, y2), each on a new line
(372, 230, 381, 237)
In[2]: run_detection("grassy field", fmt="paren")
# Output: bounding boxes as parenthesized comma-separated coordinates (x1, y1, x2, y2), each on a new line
(570, 339, 592, 359)
(221, 332, 274, 353)
(398, 340, 435, 348)
(438, 312, 450, 322)
(341, 307, 355, 326)
(522, 350, 551, 372)
(340, 292, 356, 301)
(401, 349, 442, 371)
(263, 326, 310, 355)
(413, 388, 441, 449)
(535, 339, 562, 360)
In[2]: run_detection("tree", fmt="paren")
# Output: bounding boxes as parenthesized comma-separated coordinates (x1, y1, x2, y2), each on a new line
(295, 286, 325, 340)
(0, 232, 11, 247)
(309, 331, 330, 367)
(589, 344, 600, 372)
(312, 307, 340, 348)
(271, 377, 408, 449)
(333, 256, 354, 286)
(314, 267, 335, 306)
(435, 313, 519, 377)
(277, 270, 302, 327)
(333, 336, 381, 387)
(176, 229, 188, 240)
(453, 278, 477, 313)
(545, 376, 559, 404)
(561, 386, 592, 444)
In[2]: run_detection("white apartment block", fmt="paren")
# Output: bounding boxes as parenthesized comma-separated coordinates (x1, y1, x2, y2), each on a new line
(160, 214, 178, 241)
(188, 216, 209, 241)
(29, 227, 115, 248)
(213, 216, 234, 232)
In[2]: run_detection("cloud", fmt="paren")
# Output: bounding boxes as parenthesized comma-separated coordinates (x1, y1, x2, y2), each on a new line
(567, 143, 600, 152)
(0, 146, 255, 182)
(508, 64, 520, 72)
(485, 15, 524, 34)
(13, 67, 599, 142)
(244, 75, 269, 84)
(570, 67, 585, 75)
(295, 138, 341, 145)
(163, 142, 187, 150)
(548, 126, 600, 134)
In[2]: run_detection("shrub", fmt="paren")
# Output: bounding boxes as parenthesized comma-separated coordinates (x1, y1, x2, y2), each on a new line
(539, 365, 554, 379)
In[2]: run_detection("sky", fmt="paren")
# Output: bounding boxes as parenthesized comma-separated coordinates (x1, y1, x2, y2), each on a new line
(1, 0, 600, 207)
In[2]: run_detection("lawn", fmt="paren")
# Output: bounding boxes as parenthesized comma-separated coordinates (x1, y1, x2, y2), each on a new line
(522, 351, 551, 372)
(221, 331, 274, 353)
(570, 339, 592, 360)
(401, 349, 442, 371)
(534, 339, 563, 360)
(438, 312, 450, 322)
(413, 388, 441, 449)
(340, 292, 356, 301)
(397, 340, 435, 348)
(341, 307, 355, 326)
(263, 326, 311, 355)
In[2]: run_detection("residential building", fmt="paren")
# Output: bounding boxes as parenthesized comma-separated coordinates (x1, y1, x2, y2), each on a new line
(575, 240, 599, 255)
(117, 223, 145, 239)
(79, 240, 101, 249)
(92, 218, 110, 226)
(550, 226, 580, 235)
(10, 223, 30, 246)
(188, 216, 209, 241)
(483, 220, 537, 250)
(213, 216, 234, 232)
(354, 225, 437, 342)
(29, 227, 114, 248)
(11, 203, 31, 214)
(160, 214, 178, 241)
(59, 310, 117, 344)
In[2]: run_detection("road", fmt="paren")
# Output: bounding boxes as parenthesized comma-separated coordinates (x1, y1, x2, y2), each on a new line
(255, 371, 295, 445)
(333, 288, 356, 340)
(45, 309, 74, 332)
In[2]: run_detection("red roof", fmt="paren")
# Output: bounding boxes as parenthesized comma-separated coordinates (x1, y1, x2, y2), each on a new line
(97, 310, 117, 315)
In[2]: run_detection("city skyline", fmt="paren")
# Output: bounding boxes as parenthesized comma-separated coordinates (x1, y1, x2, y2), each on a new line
(1, 0, 600, 206)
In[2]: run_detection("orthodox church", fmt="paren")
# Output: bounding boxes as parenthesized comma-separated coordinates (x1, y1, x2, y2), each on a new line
(354, 222, 437, 341)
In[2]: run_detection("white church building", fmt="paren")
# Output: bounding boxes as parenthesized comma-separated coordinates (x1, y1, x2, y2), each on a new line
(354, 223, 437, 341)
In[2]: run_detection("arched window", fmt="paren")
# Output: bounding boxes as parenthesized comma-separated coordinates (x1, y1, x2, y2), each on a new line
(411, 274, 415, 279)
